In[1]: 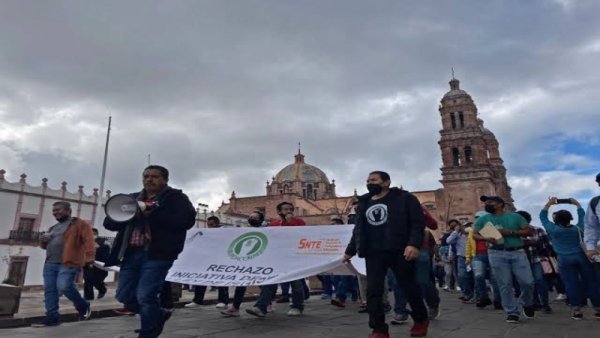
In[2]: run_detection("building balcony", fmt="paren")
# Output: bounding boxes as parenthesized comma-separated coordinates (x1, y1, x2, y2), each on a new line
(7, 230, 42, 244)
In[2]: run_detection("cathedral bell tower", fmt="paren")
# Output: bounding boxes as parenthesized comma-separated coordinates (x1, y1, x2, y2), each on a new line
(438, 77, 514, 217)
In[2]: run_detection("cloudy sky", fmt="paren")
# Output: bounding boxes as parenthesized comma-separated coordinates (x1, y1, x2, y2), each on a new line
(1, 1, 599, 224)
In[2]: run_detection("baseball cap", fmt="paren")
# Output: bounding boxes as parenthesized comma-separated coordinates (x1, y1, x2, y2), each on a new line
(480, 195, 505, 204)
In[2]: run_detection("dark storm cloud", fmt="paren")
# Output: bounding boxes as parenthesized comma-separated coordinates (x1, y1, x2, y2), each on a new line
(1, 0, 599, 213)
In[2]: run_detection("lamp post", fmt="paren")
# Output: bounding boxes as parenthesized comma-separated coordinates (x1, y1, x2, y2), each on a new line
(196, 203, 208, 228)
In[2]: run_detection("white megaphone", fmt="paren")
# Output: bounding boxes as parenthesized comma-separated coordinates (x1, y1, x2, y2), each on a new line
(104, 194, 140, 223)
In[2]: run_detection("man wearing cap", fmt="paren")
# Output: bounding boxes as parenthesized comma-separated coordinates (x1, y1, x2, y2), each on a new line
(473, 195, 535, 324)
(584, 173, 600, 268)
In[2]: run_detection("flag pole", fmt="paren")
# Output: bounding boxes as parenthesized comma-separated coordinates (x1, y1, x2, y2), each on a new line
(96, 115, 112, 227)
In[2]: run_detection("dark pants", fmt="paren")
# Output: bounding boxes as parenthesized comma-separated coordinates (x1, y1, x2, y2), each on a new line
(192, 285, 229, 305)
(366, 251, 428, 334)
(83, 266, 108, 300)
(232, 287, 247, 309)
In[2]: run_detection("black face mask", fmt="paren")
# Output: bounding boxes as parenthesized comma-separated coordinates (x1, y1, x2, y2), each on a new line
(367, 184, 383, 195)
(248, 218, 262, 227)
(484, 204, 497, 213)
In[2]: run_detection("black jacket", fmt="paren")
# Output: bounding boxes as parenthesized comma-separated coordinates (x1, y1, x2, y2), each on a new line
(345, 187, 425, 258)
(103, 187, 196, 266)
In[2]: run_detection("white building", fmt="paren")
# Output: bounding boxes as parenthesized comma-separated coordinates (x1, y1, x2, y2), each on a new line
(0, 169, 109, 287)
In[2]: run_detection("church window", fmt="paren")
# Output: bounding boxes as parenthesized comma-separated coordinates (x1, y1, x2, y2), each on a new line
(303, 189, 307, 198)
(464, 146, 473, 163)
(307, 184, 314, 199)
(450, 113, 456, 129)
(283, 184, 290, 193)
(452, 147, 460, 166)
(459, 112, 465, 128)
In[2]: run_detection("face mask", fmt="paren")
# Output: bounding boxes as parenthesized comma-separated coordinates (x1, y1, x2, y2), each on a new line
(367, 184, 383, 195)
(248, 218, 262, 227)
(484, 204, 497, 213)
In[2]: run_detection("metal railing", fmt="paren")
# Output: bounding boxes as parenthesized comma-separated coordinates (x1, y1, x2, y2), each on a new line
(8, 230, 42, 242)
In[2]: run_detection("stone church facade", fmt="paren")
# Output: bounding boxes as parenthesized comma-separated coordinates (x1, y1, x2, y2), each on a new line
(218, 78, 514, 232)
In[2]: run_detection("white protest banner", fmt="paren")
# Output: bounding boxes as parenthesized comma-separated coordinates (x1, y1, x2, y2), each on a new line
(166, 225, 366, 286)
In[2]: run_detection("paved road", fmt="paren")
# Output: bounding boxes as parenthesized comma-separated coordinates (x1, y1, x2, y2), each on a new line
(3, 292, 599, 338)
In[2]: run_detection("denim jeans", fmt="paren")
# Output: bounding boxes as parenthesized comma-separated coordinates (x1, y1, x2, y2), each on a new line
(530, 262, 549, 307)
(472, 254, 500, 302)
(318, 275, 334, 296)
(488, 249, 534, 317)
(333, 275, 358, 301)
(557, 251, 600, 310)
(457, 256, 474, 298)
(43, 262, 88, 321)
(115, 250, 174, 338)
(255, 279, 305, 313)
(280, 282, 290, 297)
(388, 250, 440, 314)
(443, 260, 457, 289)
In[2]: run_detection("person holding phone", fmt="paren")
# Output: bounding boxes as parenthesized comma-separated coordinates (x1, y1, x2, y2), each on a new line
(540, 197, 600, 320)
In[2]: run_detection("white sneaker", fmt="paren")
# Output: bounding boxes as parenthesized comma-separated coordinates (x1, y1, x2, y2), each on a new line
(266, 304, 274, 313)
(287, 308, 303, 316)
(556, 294, 566, 301)
(184, 302, 201, 308)
(245, 307, 266, 318)
(215, 302, 227, 309)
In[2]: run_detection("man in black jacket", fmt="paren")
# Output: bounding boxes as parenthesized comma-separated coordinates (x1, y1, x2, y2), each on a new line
(344, 171, 429, 338)
(104, 165, 196, 338)
(83, 228, 110, 300)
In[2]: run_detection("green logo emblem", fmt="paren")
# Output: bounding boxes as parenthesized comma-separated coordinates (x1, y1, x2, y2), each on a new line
(228, 232, 268, 261)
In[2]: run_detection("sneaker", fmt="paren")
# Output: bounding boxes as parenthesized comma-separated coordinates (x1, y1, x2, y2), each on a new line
(458, 295, 467, 301)
(410, 320, 429, 337)
(79, 302, 92, 321)
(276, 296, 290, 304)
(221, 306, 240, 317)
(331, 299, 346, 308)
(593, 310, 600, 319)
(215, 302, 227, 309)
(113, 307, 136, 316)
(31, 317, 60, 327)
(320, 293, 332, 300)
(523, 306, 535, 319)
(555, 293, 566, 301)
(506, 315, 520, 323)
(97, 289, 107, 299)
(287, 308, 303, 316)
(266, 304, 274, 313)
(390, 313, 409, 325)
(442, 285, 449, 291)
(358, 306, 368, 314)
(367, 332, 390, 338)
(429, 306, 440, 320)
(543, 306, 553, 314)
(246, 307, 266, 318)
(571, 310, 583, 320)
(476, 298, 492, 308)
(184, 302, 202, 308)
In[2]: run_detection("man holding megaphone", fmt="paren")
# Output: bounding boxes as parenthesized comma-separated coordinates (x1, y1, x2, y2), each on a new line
(103, 165, 196, 338)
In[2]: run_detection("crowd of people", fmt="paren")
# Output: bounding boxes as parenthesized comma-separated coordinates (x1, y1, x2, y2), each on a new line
(31, 166, 600, 338)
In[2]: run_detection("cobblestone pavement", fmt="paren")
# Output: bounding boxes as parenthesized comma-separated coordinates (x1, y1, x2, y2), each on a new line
(2, 290, 599, 338)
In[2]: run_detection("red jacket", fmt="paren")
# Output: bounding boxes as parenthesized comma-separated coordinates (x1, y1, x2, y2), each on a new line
(269, 217, 306, 226)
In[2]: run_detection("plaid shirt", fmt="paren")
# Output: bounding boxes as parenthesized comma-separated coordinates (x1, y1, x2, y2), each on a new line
(129, 197, 155, 247)
(524, 227, 553, 263)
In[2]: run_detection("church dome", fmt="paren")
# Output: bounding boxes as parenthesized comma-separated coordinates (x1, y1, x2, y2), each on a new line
(273, 151, 330, 184)
(442, 78, 471, 100)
